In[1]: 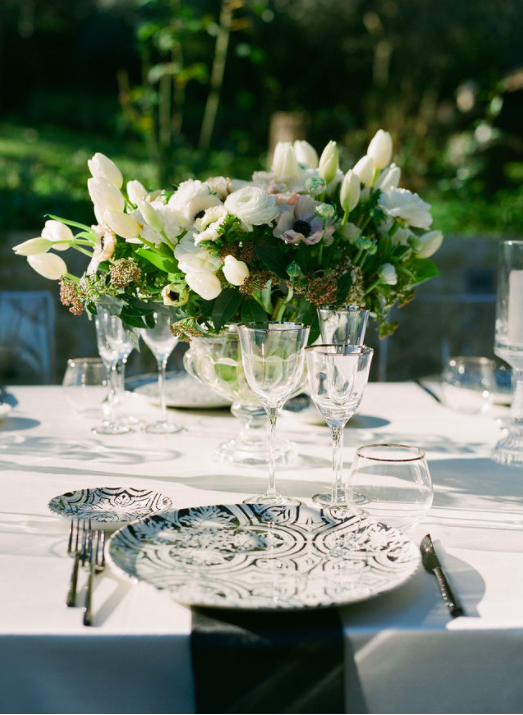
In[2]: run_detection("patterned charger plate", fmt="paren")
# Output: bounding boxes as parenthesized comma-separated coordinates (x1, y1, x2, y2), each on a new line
(49, 487, 173, 524)
(108, 503, 420, 610)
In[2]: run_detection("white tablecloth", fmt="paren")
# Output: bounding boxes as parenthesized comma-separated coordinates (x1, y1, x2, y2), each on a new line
(1, 384, 522, 713)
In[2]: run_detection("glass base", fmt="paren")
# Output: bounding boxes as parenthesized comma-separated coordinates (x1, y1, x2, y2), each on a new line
(143, 420, 183, 434)
(312, 489, 347, 507)
(92, 421, 130, 435)
(243, 493, 301, 506)
(491, 429, 523, 466)
(215, 434, 298, 467)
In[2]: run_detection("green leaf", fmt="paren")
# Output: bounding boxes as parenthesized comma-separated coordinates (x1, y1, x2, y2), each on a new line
(296, 243, 313, 275)
(254, 244, 289, 279)
(308, 314, 320, 345)
(144, 312, 156, 329)
(136, 248, 177, 273)
(409, 259, 439, 286)
(241, 297, 268, 324)
(336, 271, 353, 303)
(122, 325, 141, 351)
(97, 295, 125, 316)
(212, 288, 242, 332)
(46, 215, 92, 231)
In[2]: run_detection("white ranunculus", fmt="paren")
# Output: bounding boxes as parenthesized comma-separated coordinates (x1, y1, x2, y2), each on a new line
(272, 142, 301, 179)
(136, 199, 164, 233)
(375, 163, 401, 192)
(186, 269, 222, 301)
(294, 140, 318, 168)
(415, 230, 444, 258)
(222, 255, 249, 286)
(224, 186, 278, 231)
(367, 129, 393, 170)
(379, 263, 398, 285)
(88, 177, 125, 215)
(378, 188, 432, 229)
(352, 155, 375, 186)
(205, 176, 231, 200)
(27, 253, 67, 280)
(127, 180, 148, 205)
(342, 222, 362, 243)
(392, 226, 414, 247)
(168, 179, 211, 213)
(13, 237, 52, 255)
(318, 141, 339, 185)
(340, 170, 361, 214)
(104, 211, 142, 240)
(88, 152, 123, 188)
(41, 220, 74, 250)
(175, 234, 222, 274)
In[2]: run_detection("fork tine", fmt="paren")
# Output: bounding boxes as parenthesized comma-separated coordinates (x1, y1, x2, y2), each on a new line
(67, 520, 74, 554)
(99, 531, 106, 568)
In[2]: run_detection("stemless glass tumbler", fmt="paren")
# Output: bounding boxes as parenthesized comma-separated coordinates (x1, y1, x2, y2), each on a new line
(306, 344, 373, 507)
(346, 444, 433, 533)
(317, 305, 370, 345)
(238, 322, 309, 505)
(62, 357, 107, 418)
(140, 312, 182, 434)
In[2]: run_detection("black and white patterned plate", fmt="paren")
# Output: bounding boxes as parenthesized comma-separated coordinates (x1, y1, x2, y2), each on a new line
(108, 503, 420, 610)
(49, 487, 173, 524)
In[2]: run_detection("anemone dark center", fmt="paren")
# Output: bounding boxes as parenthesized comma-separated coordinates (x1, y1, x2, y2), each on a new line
(294, 219, 311, 237)
(168, 290, 180, 301)
(194, 210, 206, 220)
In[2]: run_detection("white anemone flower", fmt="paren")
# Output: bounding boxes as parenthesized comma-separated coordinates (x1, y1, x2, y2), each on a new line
(378, 188, 432, 230)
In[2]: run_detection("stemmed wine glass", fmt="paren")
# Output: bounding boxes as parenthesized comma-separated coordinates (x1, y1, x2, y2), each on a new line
(93, 308, 134, 435)
(317, 305, 370, 345)
(140, 312, 182, 434)
(306, 344, 373, 506)
(238, 322, 310, 505)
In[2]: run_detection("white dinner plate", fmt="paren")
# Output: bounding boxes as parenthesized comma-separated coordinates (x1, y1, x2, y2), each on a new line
(48, 487, 173, 525)
(108, 503, 420, 610)
(130, 371, 231, 409)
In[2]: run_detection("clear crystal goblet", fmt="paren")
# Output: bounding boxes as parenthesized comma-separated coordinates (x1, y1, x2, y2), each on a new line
(317, 305, 370, 345)
(238, 322, 310, 505)
(140, 312, 182, 434)
(306, 344, 373, 507)
(93, 308, 134, 435)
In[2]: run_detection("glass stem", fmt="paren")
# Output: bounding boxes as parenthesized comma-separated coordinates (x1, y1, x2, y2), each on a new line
(267, 407, 278, 497)
(510, 369, 523, 427)
(107, 362, 118, 424)
(330, 422, 344, 505)
(158, 357, 167, 422)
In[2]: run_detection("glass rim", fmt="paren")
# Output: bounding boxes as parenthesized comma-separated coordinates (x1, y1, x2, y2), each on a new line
(317, 305, 370, 313)
(355, 443, 426, 462)
(238, 321, 308, 332)
(447, 356, 495, 367)
(305, 343, 373, 355)
(66, 357, 105, 366)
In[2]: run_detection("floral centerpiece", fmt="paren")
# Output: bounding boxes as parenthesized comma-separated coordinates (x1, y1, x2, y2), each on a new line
(13, 130, 443, 346)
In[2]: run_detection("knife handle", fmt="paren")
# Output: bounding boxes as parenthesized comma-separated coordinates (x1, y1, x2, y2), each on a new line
(434, 566, 464, 617)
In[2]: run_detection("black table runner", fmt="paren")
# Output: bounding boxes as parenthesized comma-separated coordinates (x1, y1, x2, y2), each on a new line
(191, 607, 345, 714)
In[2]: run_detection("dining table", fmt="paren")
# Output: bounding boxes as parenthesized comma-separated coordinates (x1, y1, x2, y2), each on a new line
(1, 380, 523, 714)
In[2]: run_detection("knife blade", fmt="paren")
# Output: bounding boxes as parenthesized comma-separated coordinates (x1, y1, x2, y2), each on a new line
(420, 534, 464, 617)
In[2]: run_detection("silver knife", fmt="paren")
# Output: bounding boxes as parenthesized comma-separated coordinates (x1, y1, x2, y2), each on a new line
(420, 534, 464, 617)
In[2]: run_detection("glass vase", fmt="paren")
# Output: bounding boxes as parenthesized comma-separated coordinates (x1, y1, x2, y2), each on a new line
(492, 240, 523, 465)
(183, 327, 298, 467)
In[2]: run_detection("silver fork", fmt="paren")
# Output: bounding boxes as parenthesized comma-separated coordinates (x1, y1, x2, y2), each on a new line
(83, 528, 106, 627)
(67, 519, 89, 607)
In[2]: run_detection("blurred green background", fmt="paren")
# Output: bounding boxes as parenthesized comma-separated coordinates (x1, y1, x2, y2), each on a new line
(1, 0, 523, 382)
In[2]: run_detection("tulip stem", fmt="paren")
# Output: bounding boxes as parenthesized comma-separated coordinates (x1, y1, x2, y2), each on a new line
(138, 236, 157, 250)
(65, 273, 80, 284)
(71, 245, 93, 257)
(364, 277, 381, 295)
(341, 211, 349, 231)
(161, 232, 176, 251)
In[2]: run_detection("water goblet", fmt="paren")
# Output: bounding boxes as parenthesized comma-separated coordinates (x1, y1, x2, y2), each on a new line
(62, 357, 107, 419)
(317, 305, 370, 345)
(306, 344, 373, 507)
(346, 444, 433, 533)
(93, 308, 134, 435)
(140, 312, 182, 434)
(238, 322, 310, 505)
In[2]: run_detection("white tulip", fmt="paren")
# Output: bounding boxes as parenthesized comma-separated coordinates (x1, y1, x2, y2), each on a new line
(88, 153, 123, 189)
(340, 170, 361, 214)
(294, 140, 318, 168)
(136, 199, 164, 233)
(186, 270, 222, 301)
(13, 237, 52, 255)
(367, 129, 393, 170)
(272, 142, 300, 179)
(103, 211, 142, 240)
(318, 141, 339, 185)
(378, 188, 432, 230)
(27, 253, 67, 280)
(224, 186, 278, 231)
(375, 164, 401, 192)
(88, 178, 125, 215)
(352, 155, 375, 187)
(41, 220, 74, 251)
(378, 263, 398, 285)
(223, 255, 249, 286)
(127, 180, 148, 205)
(415, 230, 444, 258)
